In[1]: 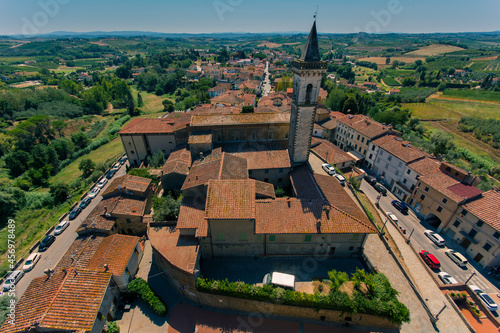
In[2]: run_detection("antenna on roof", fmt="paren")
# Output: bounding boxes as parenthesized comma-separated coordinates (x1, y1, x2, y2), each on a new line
(314, 5, 318, 21)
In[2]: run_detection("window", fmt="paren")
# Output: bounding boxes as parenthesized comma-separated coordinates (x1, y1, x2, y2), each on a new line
(484, 243, 492, 252)
(269, 235, 275, 241)
(249, 170, 253, 175)
(257, 235, 262, 241)
(468, 229, 478, 238)
(387, 155, 392, 161)
(437, 206, 443, 213)
(398, 161, 403, 168)
(476, 220, 484, 228)
(278, 178, 283, 183)
(407, 169, 411, 175)
(126, 218, 131, 224)
(352, 234, 359, 240)
(279, 168, 283, 173)
(239, 233, 247, 241)
(453, 220, 460, 228)
(382, 171, 386, 178)
(216, 233, 224, 241)
(97, 312, 103, 321)
(305, 84, 313, 104)
(461, 209, 467, 217)
(395, 170, 399, 176)
(424, 186, 429, 192)
(364, 149, 367, 155)
(357, 135, 360, 140)
(442, 198, 448, 204)
(403, 178, 407, 184)
(305, 235, 312, 242)
(494, 231, 500, 239)
(385, 163, 389, 169)
(355, 144, 358, 149)
(265, 169, 269, 174)
(377, 158, 381, 163)
(131, 150, 135, 155)
(420, 194, 426, 201)
(371, 145, 375, 151)
(369, 153, 373, 159)
(361, 137, 365, 143)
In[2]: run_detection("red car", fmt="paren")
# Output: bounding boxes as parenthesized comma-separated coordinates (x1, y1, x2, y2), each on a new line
(419, 250, 441, 270)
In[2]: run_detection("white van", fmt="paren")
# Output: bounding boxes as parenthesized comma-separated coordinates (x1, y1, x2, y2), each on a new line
(445, 250, 468, 267)
(424, 230, 445, 246)
(263, 272, 295, 290)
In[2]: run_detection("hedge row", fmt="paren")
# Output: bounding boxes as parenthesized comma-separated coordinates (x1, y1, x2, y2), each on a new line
(196, 273, 410, 325)
(128, 278, 167, 316)
(108, 115, 131, 136)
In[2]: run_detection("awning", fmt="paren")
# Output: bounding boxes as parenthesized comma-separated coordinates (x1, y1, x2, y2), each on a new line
(347, 150, 363, 161)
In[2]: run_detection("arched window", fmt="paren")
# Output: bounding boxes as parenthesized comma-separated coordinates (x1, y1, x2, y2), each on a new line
(305, 84, 313, 104)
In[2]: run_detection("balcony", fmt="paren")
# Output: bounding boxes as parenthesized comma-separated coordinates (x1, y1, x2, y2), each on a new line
(459, 230, 479, 245)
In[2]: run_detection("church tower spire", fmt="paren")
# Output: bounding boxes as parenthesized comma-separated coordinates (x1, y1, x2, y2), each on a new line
(288, 21, 327, 166)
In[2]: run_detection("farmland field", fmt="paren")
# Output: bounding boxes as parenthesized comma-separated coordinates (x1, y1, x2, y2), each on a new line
(405, 44, 466, 56)
(440, 90, 500, 103)
(381, 77, 401, 87)
(357, 56, 425, 65)
(404, 98, 500, 121)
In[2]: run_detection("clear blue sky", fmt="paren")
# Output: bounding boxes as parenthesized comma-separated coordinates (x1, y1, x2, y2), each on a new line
(0, 0, 499, 35)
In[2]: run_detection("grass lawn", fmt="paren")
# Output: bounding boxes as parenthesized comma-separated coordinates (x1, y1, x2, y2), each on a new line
(50, 137, 124, 185)
(131, 86, 175, 115)
(382, 76, 401, 87)
(404, 99, 500, 121)
(441, 89, 500, 103)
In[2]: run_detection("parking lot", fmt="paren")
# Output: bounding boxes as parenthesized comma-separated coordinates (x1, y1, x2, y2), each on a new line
(201, 256, 368, 285)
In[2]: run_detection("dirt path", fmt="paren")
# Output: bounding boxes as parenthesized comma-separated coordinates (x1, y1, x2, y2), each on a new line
(424, 119, 500, 163)
(427, 92, 500, 105)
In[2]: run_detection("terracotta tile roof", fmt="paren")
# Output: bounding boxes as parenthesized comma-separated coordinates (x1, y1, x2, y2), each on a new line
(372, 135, 429, 163)
(211, 92, 245, 105)
(111, 196, 147, 216)
(102, 174, 152, 197)
(311, 138, 355, 165)
(149, 227, 200, 274)
(206, 179, 256, 219)
(255, 198, 377, 235)
(208, 83, 231, 92)
(313, 173, 371, 224)
(86, 234, 140, 275)
(181, 152, 247, 191)
(118, 118, 176, 134)
(408, 157, 440, 176)
(338, 114, 396, 139)
(290, 165, 324, 200)
(54, 234, 106, 272)
(419, 171, 482, 203)
(463, 190, 500, 231)
(190, 112, 290, 127)
(177, 196, 206, 230)
(162, 148, 191, 176)
(188, 131, 213, 144)
(78, 197, 119, 233)
(317, 118, 337, 130)
(1, 268, 111, 333)
(255, 180, 276, 199)
(230, 149, 291, 170)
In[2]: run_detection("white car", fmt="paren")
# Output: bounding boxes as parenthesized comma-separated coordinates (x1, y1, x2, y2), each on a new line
(54, 220, 69, 235)
(438, 272, 458, 285)
(2, 271, 24, 292)
(386, 212, 399, 224)
(96, 177, 108, 188)
(334, 174, 346, 186)
(445, 249, 468, 267)
(470, 285, 498, 312)
(88, 187, 100, 199)
(111, 163, 121, 172)
(321, 163, 336, 175)
(22, 253, 41, 272)
(424, 230, 445, 246)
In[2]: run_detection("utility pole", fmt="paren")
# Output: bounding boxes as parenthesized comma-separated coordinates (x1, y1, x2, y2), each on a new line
(465, 271, 476, 284)
(406, 228, 414, 244)
(435, 302, 447, 320)
(381, 219, 389, 234)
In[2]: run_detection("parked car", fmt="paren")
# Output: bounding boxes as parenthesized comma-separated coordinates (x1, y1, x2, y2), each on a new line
(445, 249, 468, 267)
(88, 187, 100, 199)
(334, 174, 346, 186)
(419, 250, 441, 269)
(106, 169, 116, 180)
(111, 163, 121, 172)
(374, 184, 387, 196)
(321, 163, 336, 175)
(386, 212, 399, 224)
(97, 177, 108, 188)
(22, 253, 41, 272)
(391, 200, 409, 214)
(470, 285, 498, 312)
(3, 271, 24, 292)
(79, 197, 91, 209)
(438, 272, 458, 284)
(68, 207, 82, 221)
(424, 230, 445, 246)
(364, 175, 377, 185)
(54, 220, 69, 235)
(38, 235, 55, 252)
(119, 155, 128, 165)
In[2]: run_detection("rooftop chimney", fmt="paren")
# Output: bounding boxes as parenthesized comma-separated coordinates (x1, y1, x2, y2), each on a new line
(44, 268, 54, 278)
(104, 264, 109, 272)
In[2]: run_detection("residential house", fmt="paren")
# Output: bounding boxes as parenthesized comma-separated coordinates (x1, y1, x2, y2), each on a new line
(310, 138, 356, 170)
(208, 83, 232, 98)
(161, 148, 192, 193)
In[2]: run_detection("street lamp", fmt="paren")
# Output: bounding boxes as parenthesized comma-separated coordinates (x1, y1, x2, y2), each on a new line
(465, 271, 476, 284)
(381, 219, 389, 234)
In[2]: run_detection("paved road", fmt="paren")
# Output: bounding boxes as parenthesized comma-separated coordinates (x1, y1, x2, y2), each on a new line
(360, 180, 500, 296)
(262, 61, 271, 96)
(11, 160, 127, 299)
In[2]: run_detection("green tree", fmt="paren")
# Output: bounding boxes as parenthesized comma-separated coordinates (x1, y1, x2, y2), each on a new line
(162, 99, 175, 112)
(385, 57, 391, 65)
(79, 158, 95, 178)
(147, 151, 166, 168)
(241, 105, 254, 113)
(152, 193, 181, 221)
(137, 92, 144, 107)
(50, 182, 70, 204)
(430, 130, 456, 157)
(50, 138, 74, 161)
(4, 151, 31, 177)
(52, 120, 67, 137)
(71, 131, 90, 150)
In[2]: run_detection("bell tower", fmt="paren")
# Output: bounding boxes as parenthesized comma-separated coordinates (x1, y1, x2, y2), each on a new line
(288, 21, 327, 166)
